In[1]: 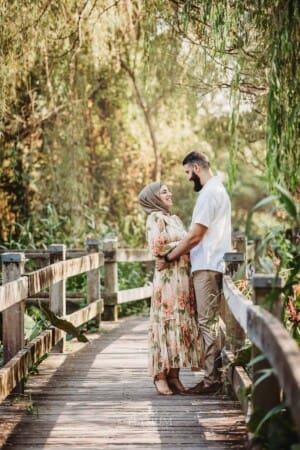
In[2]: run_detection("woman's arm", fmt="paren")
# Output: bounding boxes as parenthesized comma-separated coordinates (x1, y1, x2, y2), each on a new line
(146, 214, 177, 257)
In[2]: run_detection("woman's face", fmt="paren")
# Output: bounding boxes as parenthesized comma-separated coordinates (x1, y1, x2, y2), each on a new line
(159, 184, 173, 209)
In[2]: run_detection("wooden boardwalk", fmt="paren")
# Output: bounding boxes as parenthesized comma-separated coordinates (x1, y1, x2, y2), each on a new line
(0, 317, 247, 450)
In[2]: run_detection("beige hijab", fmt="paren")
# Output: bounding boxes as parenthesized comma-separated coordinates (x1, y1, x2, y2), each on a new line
(138, 181, 170, 215)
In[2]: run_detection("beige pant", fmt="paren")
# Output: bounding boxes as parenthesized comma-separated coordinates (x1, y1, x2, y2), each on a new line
(193, 270, 223, 385)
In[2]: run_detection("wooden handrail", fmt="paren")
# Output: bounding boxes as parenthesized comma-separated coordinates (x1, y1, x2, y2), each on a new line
(1, 239, 299, 438)
(223, 270, 300, 434)
(0, 245, 105, 402)
(0, 242, 154, 402)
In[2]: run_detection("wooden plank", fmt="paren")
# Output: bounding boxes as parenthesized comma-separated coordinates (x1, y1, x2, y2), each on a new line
(0, 277, 28, 312)
(28, 254, 103, 296)
(117, 284, 152, 304)
(27, 297, 84, 305)
(222, 350, 252, 419)
(65, 299, 104, 328)
(223, 276, 252, 332)
(117, 248, 154, 262)
(0, 317, 247, 450)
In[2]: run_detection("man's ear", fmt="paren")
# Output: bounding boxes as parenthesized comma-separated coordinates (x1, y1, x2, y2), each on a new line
(193, 162, 201, 175)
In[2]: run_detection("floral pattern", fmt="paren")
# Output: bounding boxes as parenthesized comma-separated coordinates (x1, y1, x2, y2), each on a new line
(146, 211, 203, 377)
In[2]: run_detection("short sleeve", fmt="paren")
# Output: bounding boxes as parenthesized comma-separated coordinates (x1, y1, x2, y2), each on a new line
(146, 213, 169, 256)
(193, 192, 216, 228)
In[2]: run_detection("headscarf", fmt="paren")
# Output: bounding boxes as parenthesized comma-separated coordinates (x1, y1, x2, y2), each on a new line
(138, 181, 170, 215)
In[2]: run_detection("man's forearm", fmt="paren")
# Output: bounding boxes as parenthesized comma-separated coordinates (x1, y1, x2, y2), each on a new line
(166, 224, 207, 262)
(166, 237, 193, 261)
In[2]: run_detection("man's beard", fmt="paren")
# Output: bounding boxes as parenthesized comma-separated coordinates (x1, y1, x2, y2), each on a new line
(191, 172, 203, 192)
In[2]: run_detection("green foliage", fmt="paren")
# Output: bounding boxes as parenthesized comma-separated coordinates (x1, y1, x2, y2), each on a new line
(246, 183, 299, 339)
(0, 204, 75, 250)
(119, 298, 151, 318)
(27, 354, 48, 377)
(118, 262, 152, 290)
(248, 405, 299, 450)
(25, 306, 47, 341)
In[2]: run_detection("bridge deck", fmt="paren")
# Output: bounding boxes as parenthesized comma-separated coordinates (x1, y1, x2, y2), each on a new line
(0, 317, 246, 449)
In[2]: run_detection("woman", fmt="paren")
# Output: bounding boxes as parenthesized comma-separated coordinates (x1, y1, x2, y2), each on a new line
(138, 181, 203, 395)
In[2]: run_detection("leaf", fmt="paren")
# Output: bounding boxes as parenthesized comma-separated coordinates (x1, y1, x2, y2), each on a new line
(247, 353, 266, 368)
(256, 401, 287, 433)
(251, 195, 277, 211)
(253, 368, 276, 389)
(231, 344, 252, 367)
(24, 313, 39, 340)
(275, 184, 298, 220)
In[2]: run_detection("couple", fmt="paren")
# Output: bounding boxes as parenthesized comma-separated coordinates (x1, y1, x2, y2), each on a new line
(138, 151, 231, 396)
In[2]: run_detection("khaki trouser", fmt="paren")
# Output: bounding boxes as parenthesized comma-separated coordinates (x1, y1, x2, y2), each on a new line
(193, 270, 223, 385)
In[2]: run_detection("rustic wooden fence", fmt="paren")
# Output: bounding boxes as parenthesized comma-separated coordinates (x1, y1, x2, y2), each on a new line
(221, 236, 300, 438)
(0, 238, 153, 402)
(0, 235, 299, 438)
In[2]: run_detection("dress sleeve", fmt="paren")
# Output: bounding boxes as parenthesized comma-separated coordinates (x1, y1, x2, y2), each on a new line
(146, 213, 175, 257)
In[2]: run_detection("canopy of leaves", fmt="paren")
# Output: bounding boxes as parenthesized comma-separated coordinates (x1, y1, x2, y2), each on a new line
(0, 0, 299, 249)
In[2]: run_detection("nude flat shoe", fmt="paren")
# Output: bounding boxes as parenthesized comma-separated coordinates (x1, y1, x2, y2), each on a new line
(153, 377, 174, 396)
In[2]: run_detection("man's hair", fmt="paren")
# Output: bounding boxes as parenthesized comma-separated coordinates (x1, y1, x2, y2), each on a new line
(182, 151, 210, 169)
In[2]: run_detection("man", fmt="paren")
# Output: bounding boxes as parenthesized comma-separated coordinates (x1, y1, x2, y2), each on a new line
(156, 151, 231, 394)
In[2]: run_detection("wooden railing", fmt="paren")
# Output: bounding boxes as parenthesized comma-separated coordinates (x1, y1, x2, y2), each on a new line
(221, 240, 300, 436)
(0, 238, 153, 402)
(1, 236, 299, 438)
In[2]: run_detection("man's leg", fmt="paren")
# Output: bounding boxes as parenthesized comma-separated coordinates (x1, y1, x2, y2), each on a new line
(193, 270, 222, 386)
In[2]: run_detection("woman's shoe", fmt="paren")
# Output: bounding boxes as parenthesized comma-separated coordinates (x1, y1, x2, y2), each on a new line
(153, 376, 174, 396)
(167, 377, 187, 394)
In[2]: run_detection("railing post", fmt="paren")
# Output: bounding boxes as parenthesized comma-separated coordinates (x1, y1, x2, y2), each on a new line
(251, 274, 282, 413)
(48, 244, 66, 352)
(233, 234, 247, 279)
(2, 252, 26, 394)
(223, 252, 246, 352)
(86, 239, 101, 328)
(103, 237, 118, 321)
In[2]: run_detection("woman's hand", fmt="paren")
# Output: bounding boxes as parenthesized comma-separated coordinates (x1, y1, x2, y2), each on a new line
(156, 257, 168, 271)
(182, 254, 190, 263)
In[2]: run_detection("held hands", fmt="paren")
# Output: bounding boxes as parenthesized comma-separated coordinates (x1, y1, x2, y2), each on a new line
(155, 252, 190, 271)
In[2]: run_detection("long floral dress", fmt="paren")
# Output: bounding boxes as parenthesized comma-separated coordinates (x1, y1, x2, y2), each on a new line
(146, 211, 203, 377)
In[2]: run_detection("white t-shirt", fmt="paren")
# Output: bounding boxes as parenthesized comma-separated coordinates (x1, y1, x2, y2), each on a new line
(190, 176, 232, 273)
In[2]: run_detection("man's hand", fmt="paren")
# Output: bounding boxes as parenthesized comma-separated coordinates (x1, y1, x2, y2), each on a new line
(156, 257, 168, 271)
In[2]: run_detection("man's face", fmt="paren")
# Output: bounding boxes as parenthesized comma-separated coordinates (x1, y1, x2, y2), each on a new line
(184, 164, 203, 192)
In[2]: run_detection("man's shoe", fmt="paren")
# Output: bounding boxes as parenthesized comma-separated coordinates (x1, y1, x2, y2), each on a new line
(186, 380, 221, 395)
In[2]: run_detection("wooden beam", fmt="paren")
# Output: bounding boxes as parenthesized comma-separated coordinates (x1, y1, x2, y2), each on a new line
(223, 276, 252, 331)
(222, 349, 252, 419)
(65, 299, 104, 328)
(0, 278, 28, 312)
(0, 330, 53, 402)
(116, 248, 153, 262)
(27, 253, 103, 296)
(223, 275, 300, 432)
(117, 285, 152, 304)
(86, 240, 101, 328)
(103, 238, 118, 321)
(247, 306, 300, 431)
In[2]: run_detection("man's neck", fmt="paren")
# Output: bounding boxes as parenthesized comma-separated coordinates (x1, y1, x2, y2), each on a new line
(201, 169, 214, 185)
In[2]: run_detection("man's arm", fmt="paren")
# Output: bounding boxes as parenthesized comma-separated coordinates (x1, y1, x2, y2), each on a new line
(156, 223, 207, 271)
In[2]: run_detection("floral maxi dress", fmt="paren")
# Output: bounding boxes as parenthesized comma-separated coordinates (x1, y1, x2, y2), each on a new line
(146, 211, 203, 377)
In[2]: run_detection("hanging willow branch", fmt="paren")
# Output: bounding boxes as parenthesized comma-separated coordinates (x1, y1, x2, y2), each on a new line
(158, 0, 299, 193)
